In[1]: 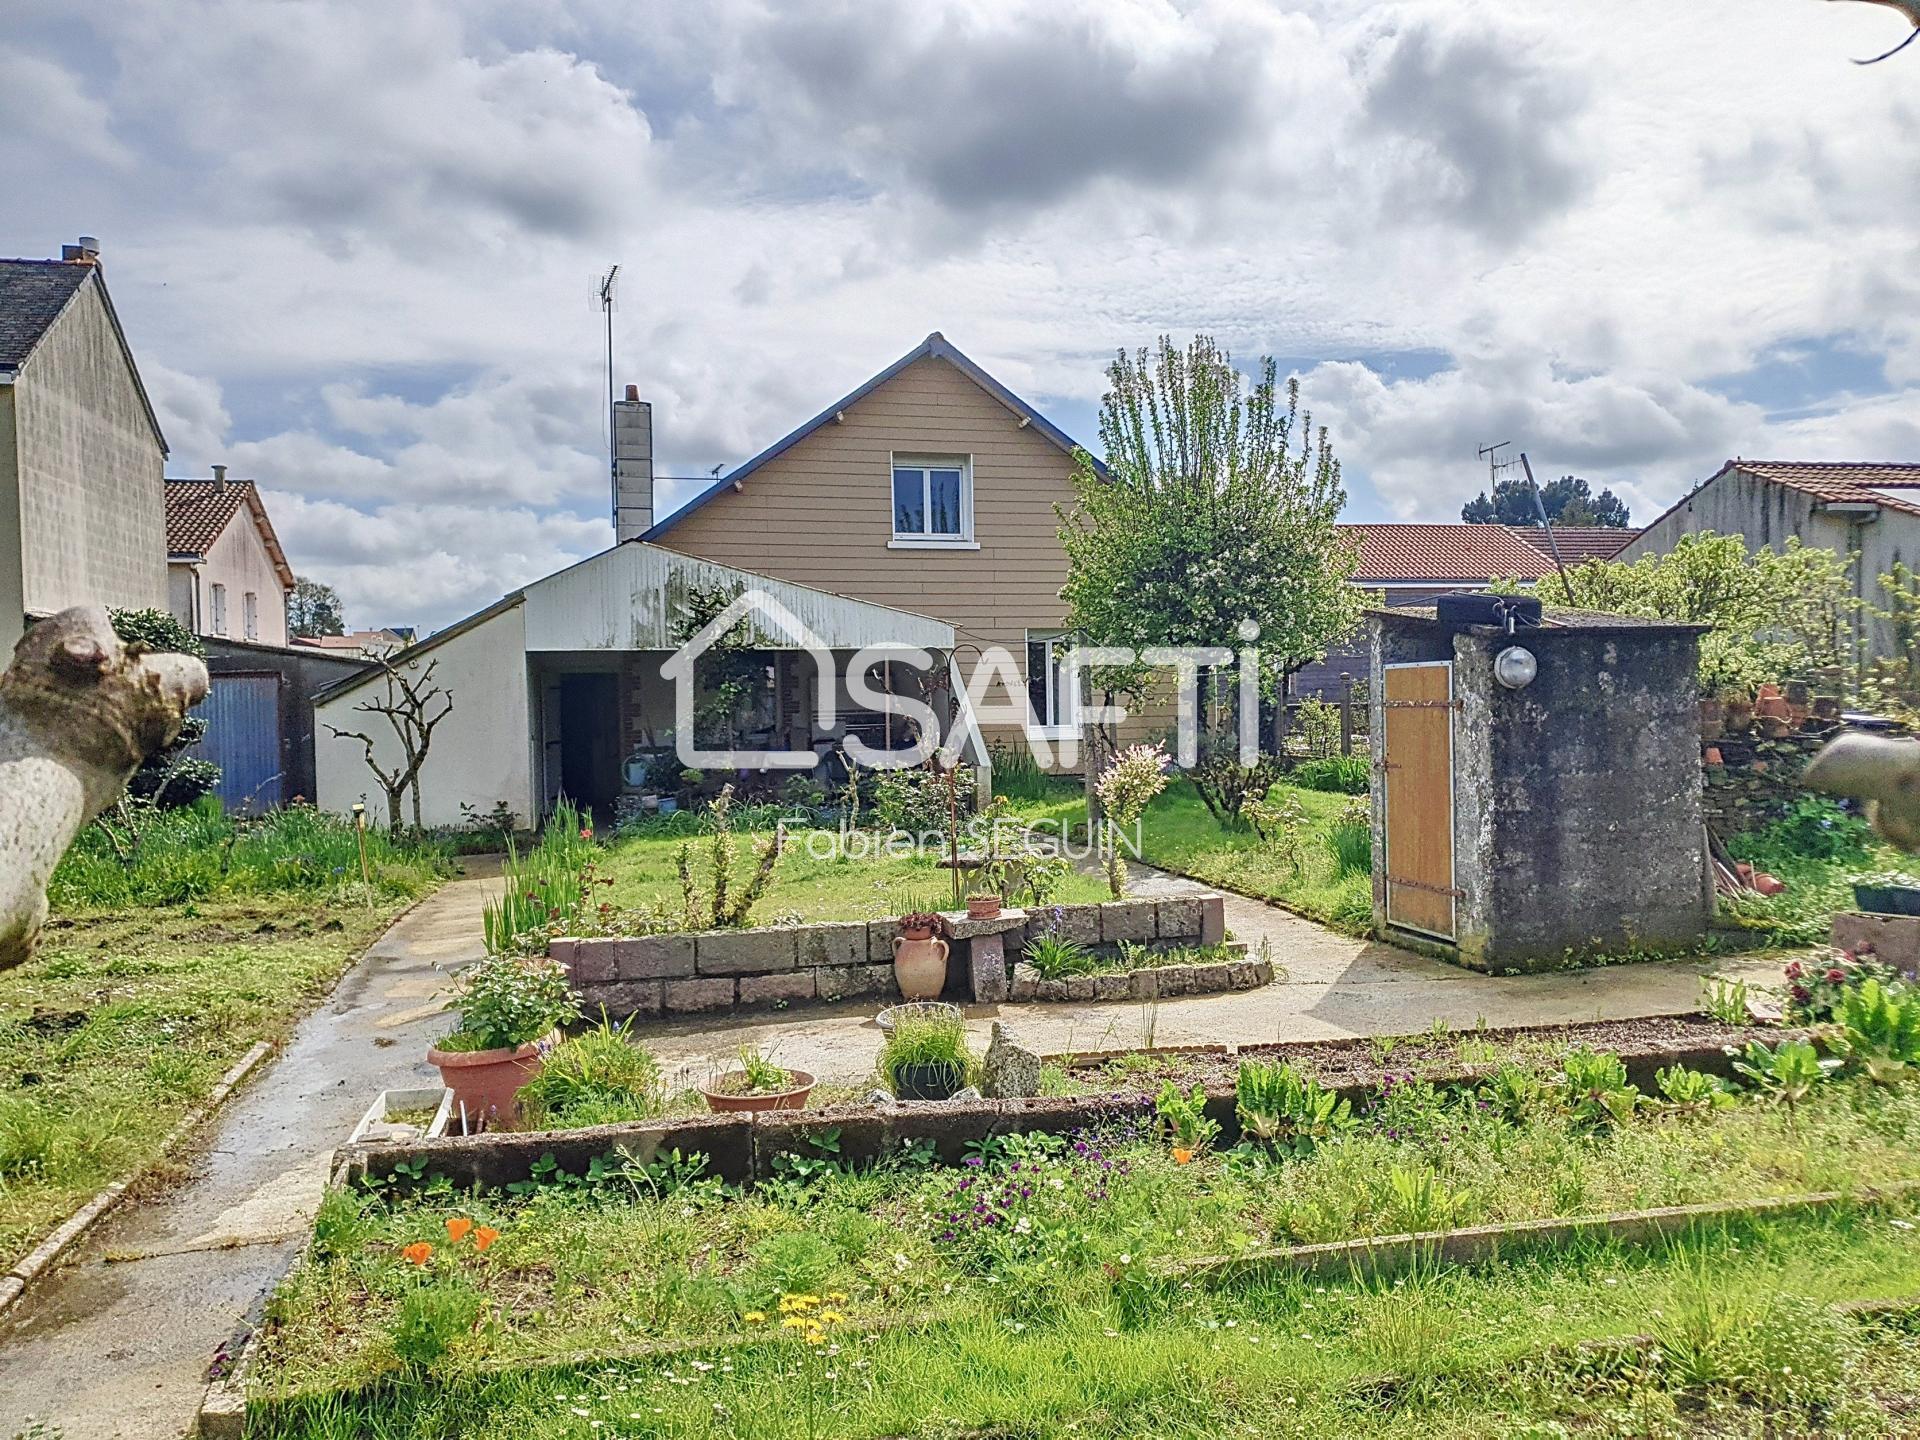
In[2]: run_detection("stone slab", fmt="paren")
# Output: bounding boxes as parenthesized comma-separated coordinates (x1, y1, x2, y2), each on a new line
(579, 980, 664, 1018)
(1198, 893, 1227, 947)
(615, 934, 695, 980)
(568, 937, 617, 985)
(798, 923, 866, 969)
(968, 933, 1009, 1004)
(695, 928, 798, 975)
(738, 972, 817, 1007)
(1029, 904, 1100, 947)
(1092, 973, 1130, 1002)
(1100, 900, 1156, 943)
(938, 908, 1029, 940)
(1010, 963, 1039, 1001)
(868, 920, 901, 966)
(663, 977, 736, 1013)
(1156, 896, 1203, 941)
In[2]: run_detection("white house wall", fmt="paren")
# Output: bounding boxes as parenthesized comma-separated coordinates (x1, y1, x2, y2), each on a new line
(315, 602, 532, 827)
(522, 543, 953, 653)
(199, 509, 290, 645)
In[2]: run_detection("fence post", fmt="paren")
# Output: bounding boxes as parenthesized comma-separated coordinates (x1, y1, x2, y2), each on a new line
(1339, 674, 1354, 757)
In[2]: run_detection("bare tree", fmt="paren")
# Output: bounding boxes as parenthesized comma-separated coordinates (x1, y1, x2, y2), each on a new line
(325, 653, 454, 834)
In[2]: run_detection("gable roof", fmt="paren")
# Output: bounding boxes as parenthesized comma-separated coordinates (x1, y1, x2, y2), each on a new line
(0, 260, 90, 368)
(0, 257, 167, 450)
(643, 332, 1104, 540)
(1509, 525, 1639, 565)
(1725, 460, 1920, 520)
(165, 478, 296, 589)
(1341, 523, 1566, 582)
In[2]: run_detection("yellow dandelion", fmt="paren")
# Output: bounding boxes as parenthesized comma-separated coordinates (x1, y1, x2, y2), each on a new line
(743, 1311, 766, 1324)
(819, 1310, 846, 1324)
(826, 1291, 849, 1303)
(777, 1297, 802, 1314)
(780, 1317, 809, 1330)
(805, 1330, 827, 1346)
(791, 1294, 820, 1309)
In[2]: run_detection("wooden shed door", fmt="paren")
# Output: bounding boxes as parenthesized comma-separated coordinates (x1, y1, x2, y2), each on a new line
(1383, 662, 1456, 940)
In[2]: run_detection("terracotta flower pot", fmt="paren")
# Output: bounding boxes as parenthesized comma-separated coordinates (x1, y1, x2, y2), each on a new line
(1703, 746, 1723, 766)
(1756, 695, 1792, 721)
(966, 894, 1001, 920)
(1724, 698, 1753, 733)
(701, 1069, 815, 1114)
(427, 1039, 546, 1130)
(893, 935, 950, 1001)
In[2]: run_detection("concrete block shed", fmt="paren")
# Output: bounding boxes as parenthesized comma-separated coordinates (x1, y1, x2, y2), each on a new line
(1366, 604, 1712, 973)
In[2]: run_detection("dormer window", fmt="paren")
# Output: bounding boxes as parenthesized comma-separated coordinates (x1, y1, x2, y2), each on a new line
(890, 454, 973, 547)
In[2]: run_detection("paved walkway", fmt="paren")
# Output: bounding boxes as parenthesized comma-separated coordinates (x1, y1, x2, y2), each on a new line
(646, 870, 1789, 1091)
(0, 867, 496, 1440)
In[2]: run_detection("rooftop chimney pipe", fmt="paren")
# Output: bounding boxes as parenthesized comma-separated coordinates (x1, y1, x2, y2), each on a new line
(61, 236, 101, 264)
(212, 463, 227, 492)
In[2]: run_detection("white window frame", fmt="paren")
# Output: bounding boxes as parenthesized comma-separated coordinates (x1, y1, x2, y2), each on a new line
(243, 591, 258, 640)
(887, 452, 976, 550)
(1025, 630, 1079, 739)
(210, 583, 228, 636)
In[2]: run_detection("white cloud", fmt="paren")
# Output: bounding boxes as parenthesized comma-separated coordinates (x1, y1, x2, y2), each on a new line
(6, 0, 1920, 627)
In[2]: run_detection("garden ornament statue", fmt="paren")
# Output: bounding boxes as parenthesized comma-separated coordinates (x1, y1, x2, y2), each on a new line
(1804, 732, 1920, 852)
(0, 606, 208, 970)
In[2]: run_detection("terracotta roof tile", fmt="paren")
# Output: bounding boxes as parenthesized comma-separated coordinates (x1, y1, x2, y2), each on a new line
(1338, 524, 1564, 582)
(1509, 525, 1638, 564)
(165, 478, 296, 588)
(1731, 461, 1920, 519)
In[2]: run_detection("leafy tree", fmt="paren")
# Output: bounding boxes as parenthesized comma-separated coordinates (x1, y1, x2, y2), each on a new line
(1500, 533, 1857, 694)
(288, 576, 346, 638)
(1058, 337, 1364, 818)
(1864, 562, 1920, 724)
(107, 608, 219, 808)
(1462, 474, 1631, 528)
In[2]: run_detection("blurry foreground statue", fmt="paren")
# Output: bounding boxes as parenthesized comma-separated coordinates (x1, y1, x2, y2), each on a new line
(0, 607, 208, 970)
(1805, 732, 1920, 853)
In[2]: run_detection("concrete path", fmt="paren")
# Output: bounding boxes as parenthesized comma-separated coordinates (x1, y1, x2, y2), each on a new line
(0, 866, 498, 1440)
(645, 871, 1789, 1091)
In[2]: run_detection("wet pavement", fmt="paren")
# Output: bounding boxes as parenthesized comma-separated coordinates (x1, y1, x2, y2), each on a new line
(0, 865, 498, 1440)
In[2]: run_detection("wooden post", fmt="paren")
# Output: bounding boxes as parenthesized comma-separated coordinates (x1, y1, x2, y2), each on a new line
(1339, 674, 1355, 757)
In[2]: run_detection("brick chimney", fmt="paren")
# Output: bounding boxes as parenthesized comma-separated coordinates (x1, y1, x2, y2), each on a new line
(612, 382, 654, 543)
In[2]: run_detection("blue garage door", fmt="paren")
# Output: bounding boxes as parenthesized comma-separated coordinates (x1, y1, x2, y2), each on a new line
(191, 673, 284, 813)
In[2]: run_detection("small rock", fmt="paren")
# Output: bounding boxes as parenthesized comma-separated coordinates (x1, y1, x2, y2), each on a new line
(981, 1020, 1042, 1099)
(949, 1085, 984, 1103)
(864, 1088, 896, 1107)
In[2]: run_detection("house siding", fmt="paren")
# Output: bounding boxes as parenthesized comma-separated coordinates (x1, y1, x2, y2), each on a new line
(187, 505, 291, 646)
(656, 353, 1157, 765)
(1618, 467, 1913, 660)
(8, 273, 167, 632)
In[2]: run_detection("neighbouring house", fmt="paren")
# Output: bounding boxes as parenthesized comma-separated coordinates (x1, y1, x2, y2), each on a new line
(640, 333, 1128, 765)
(1617, 460, 1919, 660)
(311, 544, 970, 827)
(0, 239, 169, 651)
(165, 466, 296, 646)
(290, 627, 416, 659)
(1290, 523, 1637, 698)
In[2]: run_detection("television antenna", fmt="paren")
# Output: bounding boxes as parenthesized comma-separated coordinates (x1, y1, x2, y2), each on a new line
(1477, 439, 1517, 491)
(598, 264, 620, 523)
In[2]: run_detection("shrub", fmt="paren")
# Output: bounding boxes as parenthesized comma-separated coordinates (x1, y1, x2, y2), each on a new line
(109, 607, 218, 810)
(1735, 796, 1873, 866)
(873, 766, 973, 836)
(881, 1013, 972, 1092)
(675, 785, 782, 929)
(750, 1231, 838, 1298)
(390, 1279, 482, 1369)
(1025, 931, 1095, 979)
(1561, 1049, 1640, 1131)
(1292, 754, 1368, 794)
(1245, 787, 1309, 875)
(1094, 744, 1170, 897)
(1325, 803, 1371, 876)
(440, 954, 578, 1053)
(482, 798, 596, 956)
(1234, 1059, 1352, 1155)
(517, 1018, 664, 1127)
(1291, 697, 1341, 759)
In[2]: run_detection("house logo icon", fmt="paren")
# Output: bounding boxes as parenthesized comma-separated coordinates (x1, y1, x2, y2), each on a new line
(658, 588, 839, 771)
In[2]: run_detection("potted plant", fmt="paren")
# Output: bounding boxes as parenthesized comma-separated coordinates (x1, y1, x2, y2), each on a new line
(700, 1045, 815, 1113)
(965, 891, 1002, 920)
(427, 954, 579, 1129)
(1853, 870, 1920, 918)
(892, 910, 948, 1001)
(1722, 688, 1754, 734)
(881, 1011, 972, 1101)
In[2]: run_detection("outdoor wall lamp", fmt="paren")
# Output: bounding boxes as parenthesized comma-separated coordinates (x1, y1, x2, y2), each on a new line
(1494, 645, 1538, 690)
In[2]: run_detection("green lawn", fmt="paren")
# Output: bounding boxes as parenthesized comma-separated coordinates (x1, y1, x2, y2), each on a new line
(250, 1069, 1920, 1436)
(594, 790, 1110, 926)
(1133, 779, 1373, 932)
(0, 898, 414, 1268)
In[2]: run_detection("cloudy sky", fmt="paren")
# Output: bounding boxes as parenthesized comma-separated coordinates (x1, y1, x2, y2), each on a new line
(6, 0, 1919, 631)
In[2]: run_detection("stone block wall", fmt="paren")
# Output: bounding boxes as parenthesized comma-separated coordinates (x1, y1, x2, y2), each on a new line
(1702, 723, 1842, 836)
(554, 893, 1230, 1019)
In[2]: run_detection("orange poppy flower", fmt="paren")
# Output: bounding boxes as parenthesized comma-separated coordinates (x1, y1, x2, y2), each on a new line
(401, 1242, 433, 1266)
(1172, 1147, 1194, 1165)
(445, 1217, 474, 1244)
(472, 1226, 500, 1253)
